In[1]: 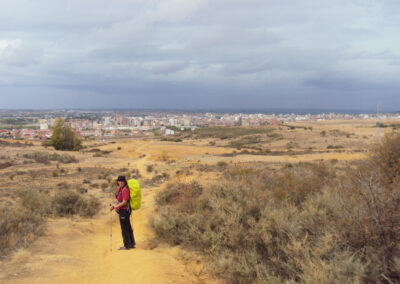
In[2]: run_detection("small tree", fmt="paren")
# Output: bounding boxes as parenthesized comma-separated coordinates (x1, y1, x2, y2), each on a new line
(50, 118, 82, 151)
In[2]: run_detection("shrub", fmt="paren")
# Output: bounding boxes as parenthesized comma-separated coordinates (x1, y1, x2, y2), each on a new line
(51, 190, 100, 217)
(370, 133, 400, 185)
(0, 190, 48, 255)
(285, 141, 299, 149)
(228, 136, 261, 149)
(160, 150, 169, 161)
(23, 152, 77, 164)
(146, 173, 170, 186)
(57, 182, 70, 189)
(193, 127, 274, 139)
(160, 137, 183, 142)
(0, 162, 13, 169)
(155, 181, 202, 211)
(217, 161, 228, 167)
(131, 168, 141, 178)
(0, 206, 46, 255)
(151, 137, 400, 283)
(327, 145, 344, 149)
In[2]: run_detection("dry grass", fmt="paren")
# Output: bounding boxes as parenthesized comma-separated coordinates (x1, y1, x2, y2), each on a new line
(0, 190, 47, 256)
(52, 189, 100, 217)
(151, 133, 400, 283)
(23, 151, 78, 164)
(0, 185, 101, 257)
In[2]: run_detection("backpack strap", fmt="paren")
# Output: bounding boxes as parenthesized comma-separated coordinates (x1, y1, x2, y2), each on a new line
(122, 185, 131, 214)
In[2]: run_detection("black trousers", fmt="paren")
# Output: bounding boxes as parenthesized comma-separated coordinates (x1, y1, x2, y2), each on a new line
(119, 209, 136, 248)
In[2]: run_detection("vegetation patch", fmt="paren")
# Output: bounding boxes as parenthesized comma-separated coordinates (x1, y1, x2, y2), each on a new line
(0, 190, 47, 256)
(0, 183, 101, 256)
(160, 137, 183, 142)
(23, 152, 78, 164)
(192, 127, 274, 139)
(51, 189, 100, 217)
(151, 133, 400, 283)
(0, 162, 13, 169)
(227, 135, 262, 149)
(329, 129, 354, 137)
(49, 118, 82, 151)
(87, 148, 112, 155)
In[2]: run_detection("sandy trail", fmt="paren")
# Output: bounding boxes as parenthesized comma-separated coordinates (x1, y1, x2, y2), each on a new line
(0, 185, 206, 284)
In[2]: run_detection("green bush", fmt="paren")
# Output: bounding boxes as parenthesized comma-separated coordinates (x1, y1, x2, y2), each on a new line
(50, 118, 82, 151)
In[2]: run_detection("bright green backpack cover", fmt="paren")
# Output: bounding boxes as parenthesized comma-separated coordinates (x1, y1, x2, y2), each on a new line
(127, 178, 141, 210)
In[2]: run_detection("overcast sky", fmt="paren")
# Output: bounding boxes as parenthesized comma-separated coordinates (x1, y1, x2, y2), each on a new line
(0, 0, 399, 111)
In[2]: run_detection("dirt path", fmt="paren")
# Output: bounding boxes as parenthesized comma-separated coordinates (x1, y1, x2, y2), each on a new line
(0, 185, 210, 284)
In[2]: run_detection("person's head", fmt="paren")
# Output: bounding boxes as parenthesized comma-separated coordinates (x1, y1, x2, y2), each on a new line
(116, 175, 127, 187)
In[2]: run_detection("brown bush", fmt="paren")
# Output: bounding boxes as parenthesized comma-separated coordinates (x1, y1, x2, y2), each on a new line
(51, 190, 100, 217)
(0, 162, 13, 169)
(0, 190, 48, 255)
(151, 134, 400, 283)
(155, 181, 202, 213)
(23, 152, 77, 164)
(370, 133, 400, 185)
(0, 207, 46, 256)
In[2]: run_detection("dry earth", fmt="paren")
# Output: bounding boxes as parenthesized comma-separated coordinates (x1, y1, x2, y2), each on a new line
(0, 119, 398, 283)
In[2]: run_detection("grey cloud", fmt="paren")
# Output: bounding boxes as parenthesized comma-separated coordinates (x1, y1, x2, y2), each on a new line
(303, 74, 372, 92)
(0, 0, 400, 111)
(0, 40, 43, 66)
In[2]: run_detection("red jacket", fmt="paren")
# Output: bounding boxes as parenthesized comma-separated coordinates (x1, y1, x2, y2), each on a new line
(116, 185, 130, 212)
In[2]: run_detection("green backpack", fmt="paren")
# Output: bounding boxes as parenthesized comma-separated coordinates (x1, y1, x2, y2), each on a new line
(126, 179, 141, 211)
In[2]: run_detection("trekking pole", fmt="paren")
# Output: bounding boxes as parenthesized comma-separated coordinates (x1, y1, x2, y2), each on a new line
(109, 204, 112, 252)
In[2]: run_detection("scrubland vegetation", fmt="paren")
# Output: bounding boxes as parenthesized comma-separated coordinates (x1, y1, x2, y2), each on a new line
(0, 188, 100, 255)
(191, 126, 275, 139)
(151, 133, 400, 283)
(0, 121, 398, 282)
(23, 151, 78, 164)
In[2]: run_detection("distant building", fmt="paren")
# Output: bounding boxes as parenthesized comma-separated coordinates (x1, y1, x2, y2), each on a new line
(39, 119, 49, 130)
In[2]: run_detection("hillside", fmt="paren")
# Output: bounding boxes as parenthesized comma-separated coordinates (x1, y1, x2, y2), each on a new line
(0, 120, 398, 283)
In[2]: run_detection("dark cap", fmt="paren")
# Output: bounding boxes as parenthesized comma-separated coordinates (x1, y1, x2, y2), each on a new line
(117, 175, 127, 183)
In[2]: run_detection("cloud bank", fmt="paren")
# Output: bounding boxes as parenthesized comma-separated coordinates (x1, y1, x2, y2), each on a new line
(0, 0, 399, 111)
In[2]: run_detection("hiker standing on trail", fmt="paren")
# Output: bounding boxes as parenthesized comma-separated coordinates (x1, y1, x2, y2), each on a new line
(110, 175, 136, 250)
